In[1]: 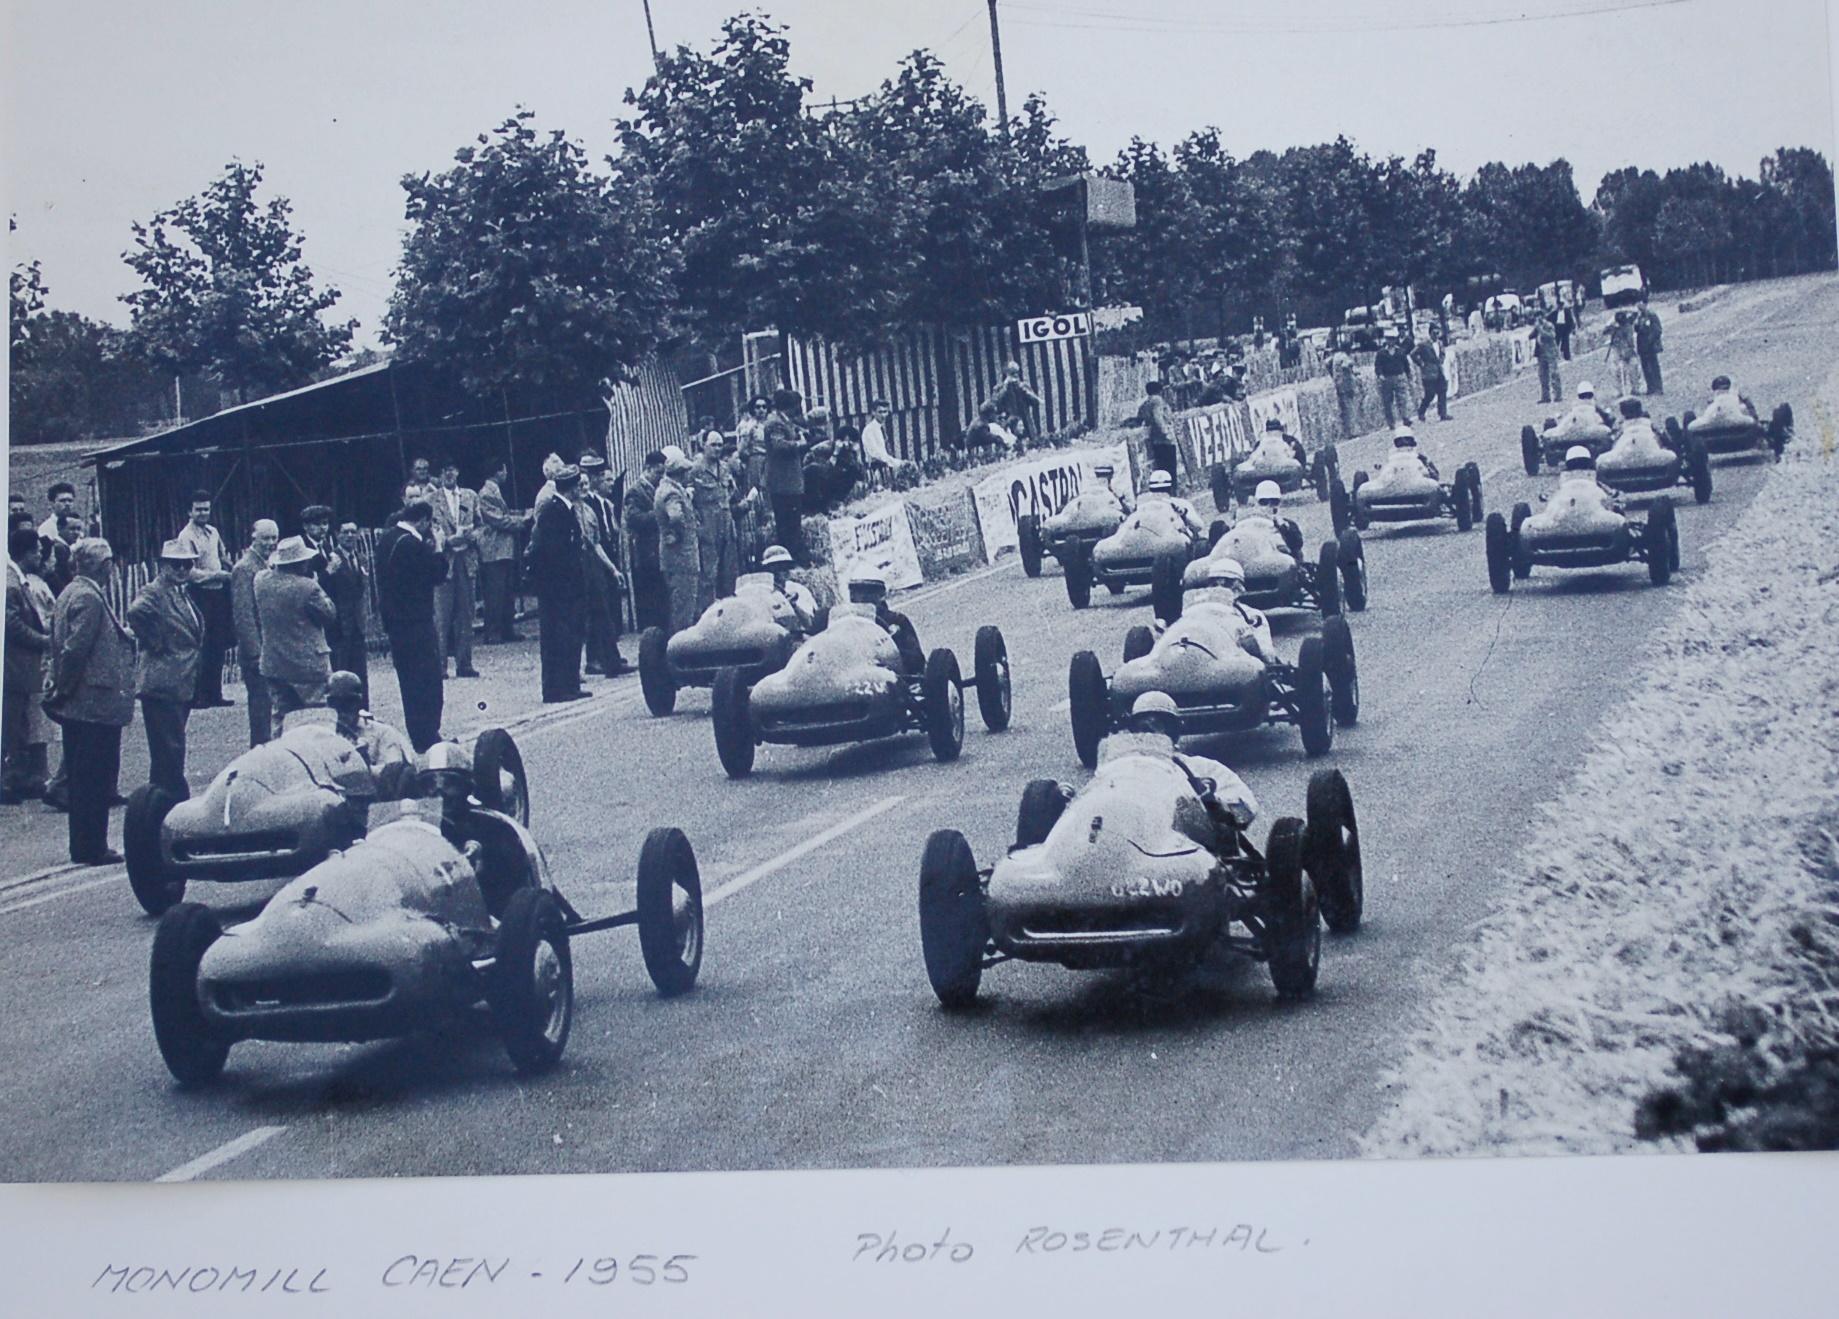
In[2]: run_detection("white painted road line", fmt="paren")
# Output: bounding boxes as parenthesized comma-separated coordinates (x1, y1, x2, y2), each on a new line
(705, 795, 906, 909)
(0, 860, 86, 898)
(0, 872, 123, 918)
(154, 1125, 288, 1183)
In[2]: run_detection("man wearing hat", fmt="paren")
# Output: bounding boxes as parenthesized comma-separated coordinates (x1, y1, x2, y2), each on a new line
(477, 457, 532, 644)
(763, 388, 808, 564)
(230, 519, 280, 747)
(623, 450, 670, 632)
(45, 539, 135, 864)
(255, 536, 337, 738)
(525, 464, 591, 703)
(760, 545, 818, 633)
(655, 448, 702, 635)
(376, 501, 449, 748)
(126, 539, 206, 797)
(1373, 331, 1414, 429)
(327, 520, 372, 705)
(430, 458, 480, 680)
(689, 431, 739, 613)
(575, 452, 626, 677)
(846, 576, 924, 677)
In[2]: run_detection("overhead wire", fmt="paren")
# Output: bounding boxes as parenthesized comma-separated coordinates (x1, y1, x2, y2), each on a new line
(1000, 0, 1693, 36)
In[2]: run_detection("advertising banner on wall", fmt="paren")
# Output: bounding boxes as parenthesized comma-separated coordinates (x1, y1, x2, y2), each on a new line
(1179, 402, 1255, 472)
(970, 445, 1132, 563)
(826, 499, 925, 591)
(904, 495, 984, 578)
(1247, 387, 1303, 439)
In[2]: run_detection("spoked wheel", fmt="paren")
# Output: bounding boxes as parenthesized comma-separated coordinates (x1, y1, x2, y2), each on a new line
(919, 829, 987, 1009)
(472, 728, 529, 825)
(1295, 637, 1334, 757)
(1322, 615, 1359, 727)
(1063, 545, 1093, 610)
(973, 625, 1012, 732)
(1521, 425, 1541, 476)
(1314, 539, 1343, 616)
(1015, 778, 1067, 849)
(1510, 502, 1534, 579)
(1306, 770, 1363, 933)
(1337, 530, 1367, 611)
(126, 785, 184, 916)
(637, 627, 677, 716)
(489, 888, 574, 1075)
(1068, 650, 1110, 769)
(1122, 625, 1155, 665)
(1151, 551, 1186, 624)
(711, 667, 756, 778)
(923, 649, 966, 762)
(1262, 818, 1321, 1000)
(1017, 514, 1044, 578)
(1485, 512, 1513, 594)
(635, 826, 703, 997)
(149, 903, 230, 1086)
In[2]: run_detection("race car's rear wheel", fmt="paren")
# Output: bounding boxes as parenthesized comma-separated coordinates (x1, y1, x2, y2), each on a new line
(472, 728, 529, 825)
(710, 668, 756, 778)
(1063, 545, 1093, 610)
(1068, 650, 1110, 770)
(1688, 438, 1713, 504)
(1510, 502, 1535, 579)
(1209, 464, 1233, 516)
(1485, 512, 1513, 594)
(1465, 463, 1485, 522)
(923, 649, 966, 762)
(1306, 770, 1363, 934)
(1016, 779, 1067, 849)
(637, 627, 676, 717)
(1017, 514, 1044, 578)
(1314, 539, 1343, 617)
(1311, 450, 1332, 502)
(1295, 637, 1334, 757)
(1122, 625, 1155, 665)
(1337, 530, 1368, 611)
(1323, 616, 1359, 727)
(126, 785, 184, 917)
(1645, 499, 1677, 586)
(150, 903, 230, 1087)
(919, 829, 987, 1009)
(489, 888, 573, 1076)
(636, 826, 703, 997)
(1151, 551, 1186, 624)
(1261, 818, 1321, 1000)
(974, 626, 1013, 732)
(1329, 477, 1351, 537)
(1453, 469, 1475, 532)
(1520, 425, 1541, 476)
(1770, 403, 1793, 457)
(1664, 415, 1685, 454)
(1350, 471, 1370, 531)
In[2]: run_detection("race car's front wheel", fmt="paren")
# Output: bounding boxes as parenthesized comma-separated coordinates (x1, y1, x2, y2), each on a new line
(1485, 513, 1513, 594)
(489, 888, 574, 1076)
(1262, 818, 1321, 1000)
(1520, 425, 1541, 477)
(1350, 472, 1371, 532)
(1329, 476, 1351, 537)
(1306, 770, 1363, 934)
(1509, 503, 1535, 579)
(919, 829, 987, 1009)
(1645, 499, 1679, 586)
(1295, 638, 1334, 757)
(1151, 551, 1186, 624)
(1017, 514, 1044, 578)
(1769, 403, 1793, 458)
(1122, 625, 1155, 664)
(1453, 469, 1475, 532)
(638, 627, 676, 717)
(1687, 439, 1713, 504)
(1016, 779, 1067, 849)
(1323, 616, 1359, 727)
(149, 903, 229, 1087)
(636, 827, 703, 997)
(1068, 650, 1110, 769)
(1337, 531, 1368, 611)
(711, 668, 756, 778)
(924, 649, 966, 762)
(1465, 463, 1485, 523)
(126, 785, 184, 917)
(1315, 539, 1342, 617)
(1063, 545, 1093, 610)
(974, 626, 1012, 732)
(472, 728, 529, 826)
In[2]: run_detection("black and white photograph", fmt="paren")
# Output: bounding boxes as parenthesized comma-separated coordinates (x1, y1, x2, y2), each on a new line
(4, 0, 1838, 1303)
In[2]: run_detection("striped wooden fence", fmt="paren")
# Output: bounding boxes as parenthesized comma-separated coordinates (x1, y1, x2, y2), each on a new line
(602, 354, 692, 478)
(946, 324, 1090, 441)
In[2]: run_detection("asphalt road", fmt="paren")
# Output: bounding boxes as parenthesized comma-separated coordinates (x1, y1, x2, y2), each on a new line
(4, 274, 1833, 1184)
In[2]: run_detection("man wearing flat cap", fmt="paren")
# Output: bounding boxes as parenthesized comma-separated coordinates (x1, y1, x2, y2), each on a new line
(525, 464, 591, 702)
(45, 539, 134, 864)
(575, 452, 626, 677)
(655, 448, 702, 636)
(255, 536, 337, 738)
(127, 539, 206, 797)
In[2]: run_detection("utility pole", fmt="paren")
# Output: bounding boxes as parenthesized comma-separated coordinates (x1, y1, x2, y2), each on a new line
(987, 0, 1010, 142)
(641, 0, 661, 75)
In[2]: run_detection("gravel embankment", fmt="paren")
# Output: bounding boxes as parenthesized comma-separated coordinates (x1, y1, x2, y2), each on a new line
(1363, 374, 1839, 1158)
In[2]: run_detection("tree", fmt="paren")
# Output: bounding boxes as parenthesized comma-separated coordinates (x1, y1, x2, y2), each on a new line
(1760, 147, 1838, 272)
(1172, 129, 1288, 334)
(10, 219, 47, 358)
(121, 161, 355, 403)
(1653, 196, 1732, 287)
(385, 111, 679, 400)
(9, 310, 183, 445)
(1096, 138, 1203, 337)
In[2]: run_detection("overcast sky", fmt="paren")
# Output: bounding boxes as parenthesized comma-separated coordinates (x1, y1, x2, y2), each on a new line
(5, 0, 1835, 347)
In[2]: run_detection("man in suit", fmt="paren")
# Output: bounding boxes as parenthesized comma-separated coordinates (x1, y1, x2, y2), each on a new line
(476, 457, 531, 644)
(4, 528, 53, 802)
(623, 451, 669, 632)
(175, 491, 234, 708)
(298, 504, 340, 623)
(576, 453, 628, 676)
(230, 520, 279, 747)
(655, 450, 701, 635)
(255, 536, 337, 737)
(126, 539, 205, 797)
(375, 501, 449, 751)
(428, 459, 480, 679)
(36, 482, 78, 543)
(689, 430, 739, 613)
(763, 390, 808, 564)
(401, 456, 436, 506)
(327, 520, 371, 706)
(46, 539, 135, 864)
(42, 512, 82, 598)
(524, 465, 590, 703)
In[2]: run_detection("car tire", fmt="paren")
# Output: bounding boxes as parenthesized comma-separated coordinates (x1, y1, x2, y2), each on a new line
(1485, 512, 1512, 594)
(1521, 425, 1541, 476)
(1314, 538, 1343, 616)
(1105, 578, 1126, 595)
(1645, 499, 1676, 586)
(472, 728, 529, 825)
(1262, 818, 1321, 1000)
(488, 887, 574, 1076)
(1312, 451, 1332, 502)
(1688, 438, 1713, 504)
(1122, 625, 1155, 665)
(126, 785, 184, 917)
(1664, 415, 1685, 454)
(1016, 779, 1066, 849)
(1306, 769, 1363, 934)
(1337, 530, 1367, 611)
(1209, 464, 1233, 515)
(919, 829, 986, 1010)
(1296, 637, 1333, 757)
(1017, 514, 1044, 578)
(635, 826, 703, 997)
(1063, 544, 1093, 610)
(1329, 476, 1351, 536)
(149, 902, 230, 1087)
(1151, 551, 1186, 624)
(1770, 403, 1793, 457)
(1510, 502, 1534, 579)
(1323, 615, 1359, 727)
(1453, 469, 1475, 532)
(974, 625, 1012, 732)
(1350, 471, 1370, 531)
(710, 667, 756, 778)
(637, 627, 676, 717)
(1068, 650, 1110, 770)
(1466, 463, 1485, 522)
(923, 648, 966, 763)
(1207, 519, 1229, 550)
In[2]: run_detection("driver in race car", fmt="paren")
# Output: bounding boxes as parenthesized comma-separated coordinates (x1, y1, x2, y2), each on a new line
(1107, 691, 1260, 844)
(1561, 381, 1617, 432)
(847, 576, 925, 677)
(1697, 375, 1759, 425)
(325, 669, 417, 800)
(1186, 557, 1279, 664)
(1248, 479, 1306, 559)
(1558, 444, 1623, 510)
(1390, 424, 1439, 481)
(410, 741, 525, 915)
(1139, 469, 1205, 539)
(1260, 415, 1308, 467)
(1613, 395, 1666, 444)
(760, 544, 819, 632)
(1088, 461, 1134, 516)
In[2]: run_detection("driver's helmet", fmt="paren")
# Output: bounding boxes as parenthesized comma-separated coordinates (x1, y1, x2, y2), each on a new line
(327, 670, 365, 709)
(1617, 396, 1645, 419)
(1392, 424, 1417, 450)
(1254, 480, 1283, 513)
(1191, 557, 1246, 607)
(1091, 462, 1115, 480)
(415, 740, 475, 803)
(846, 576, 889, 606)
(1263, 417, 1284, 435)
(1564, 445, 1596, 472)
(760, 544, 794, 570)
(1143, 470, 1174, 494)
(1710, 375, 1732, 393)
(1576, 381, 1595, 400)
(1127, 691, 1183, 741)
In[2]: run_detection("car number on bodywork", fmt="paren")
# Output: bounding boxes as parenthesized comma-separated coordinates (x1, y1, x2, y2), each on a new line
(1110, 876, 1183, 899)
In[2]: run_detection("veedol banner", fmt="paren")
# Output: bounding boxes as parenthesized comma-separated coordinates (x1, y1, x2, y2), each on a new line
(1247, 387, 1303, 440)
(1180, 403, 1254, 471)
(827, 499, 925, 591)
(971, 445, 1132, 563)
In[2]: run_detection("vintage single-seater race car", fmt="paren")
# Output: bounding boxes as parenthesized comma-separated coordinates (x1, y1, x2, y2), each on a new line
(1017, 485, 1130, 581)
(917, 756, 1364, 1007)
(1523, 403, 1617, 474)
(707, 608, 1011, 778)
(638, 571, 821, 716)
(1072, 498, 1225, 613)
(1674, 392, 1794, 462)
(1179, 519, 1367, 619)
(1485, 486, 1680, 593)
(123, 719, 529, 917)
(1068, 608, 1358, 763)
(147, 773, 705, 1087)
(1211, 429, 1339, 507)
(1597, 417, 1712, 504)
(1332, 448, 1483, 535)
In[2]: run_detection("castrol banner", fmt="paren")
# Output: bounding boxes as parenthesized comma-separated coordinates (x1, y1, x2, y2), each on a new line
(970, 445, 1132, 563)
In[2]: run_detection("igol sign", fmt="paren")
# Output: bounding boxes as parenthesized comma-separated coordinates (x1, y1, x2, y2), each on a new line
(1018, 312, 1091, 344)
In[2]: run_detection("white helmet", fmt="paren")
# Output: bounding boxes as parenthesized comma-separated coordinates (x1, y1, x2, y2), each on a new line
(1204, 557, 1247, 590)
(1576, 381, 1595, 399)
(760, 545, 794, 568)
(1564, 445, 1595, 471)
(1254, 480, 1282, 504)
(1144, 470, 1174, 492)
(1128, 691, 1182, 738)
(1392, 424, 1417, 449)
